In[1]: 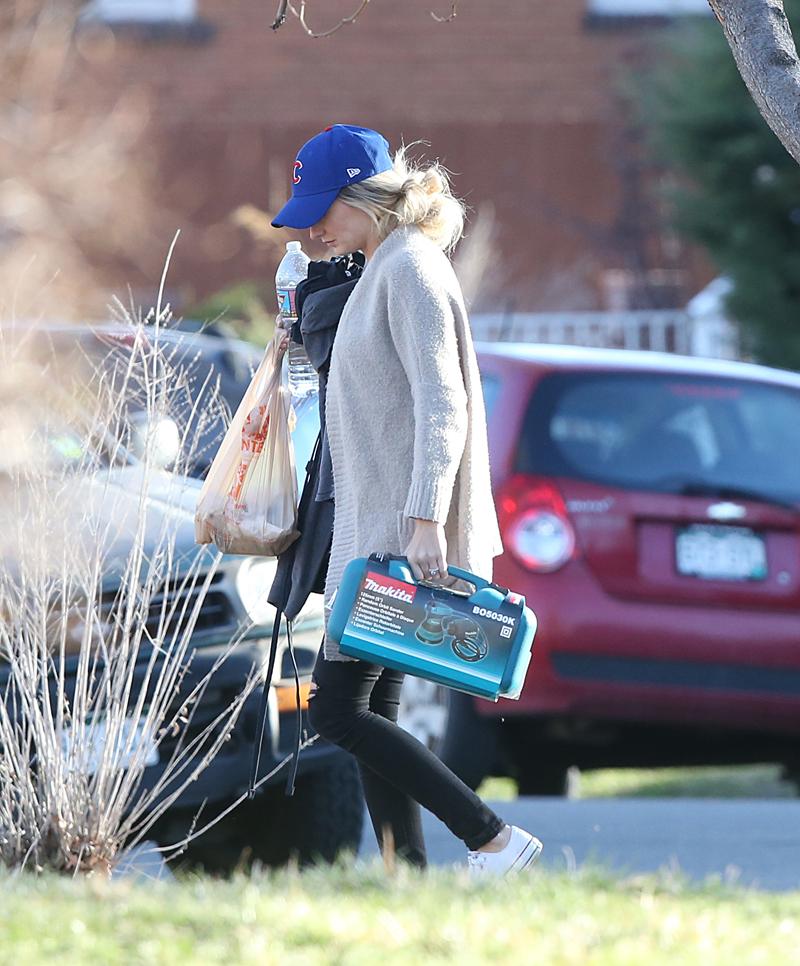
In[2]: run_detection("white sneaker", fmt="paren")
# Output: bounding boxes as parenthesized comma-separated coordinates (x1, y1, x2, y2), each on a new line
(467, 825, 543, 878)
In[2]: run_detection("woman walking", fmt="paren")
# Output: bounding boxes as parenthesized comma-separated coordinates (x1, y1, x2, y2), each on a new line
(271, 124, 542, 876)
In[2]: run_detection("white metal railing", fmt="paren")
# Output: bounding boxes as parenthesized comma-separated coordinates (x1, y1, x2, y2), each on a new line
(470, 310, 692, 354)
(470, 309, 741, 359)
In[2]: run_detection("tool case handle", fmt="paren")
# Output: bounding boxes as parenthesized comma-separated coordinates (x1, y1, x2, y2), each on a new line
(368, 553, 511, 597)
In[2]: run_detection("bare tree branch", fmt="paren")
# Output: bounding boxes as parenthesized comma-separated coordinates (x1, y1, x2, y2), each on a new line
(270, 0, 289, 30)
(431, 1, 458, 23)
(288, 0, 371, 39)
(271, 0, 458, 35)
(709, 0, 800, 164)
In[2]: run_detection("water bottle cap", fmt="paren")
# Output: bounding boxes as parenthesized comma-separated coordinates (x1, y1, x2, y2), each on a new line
(286, 241, 303, 252)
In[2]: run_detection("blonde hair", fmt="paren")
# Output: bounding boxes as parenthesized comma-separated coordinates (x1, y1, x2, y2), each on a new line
(336, 144, 466, 253)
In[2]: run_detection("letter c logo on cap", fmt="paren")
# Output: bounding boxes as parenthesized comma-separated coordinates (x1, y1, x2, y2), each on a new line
(292, 159, 303, 185)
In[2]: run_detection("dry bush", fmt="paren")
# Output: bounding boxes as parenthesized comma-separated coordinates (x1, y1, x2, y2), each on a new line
(0, 298, 264, 875)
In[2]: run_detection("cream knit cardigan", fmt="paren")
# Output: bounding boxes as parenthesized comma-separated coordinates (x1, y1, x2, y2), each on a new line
(322, 224, 504, 661)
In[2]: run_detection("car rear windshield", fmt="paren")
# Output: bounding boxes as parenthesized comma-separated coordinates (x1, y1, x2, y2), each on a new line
(516, 371, 800, 505)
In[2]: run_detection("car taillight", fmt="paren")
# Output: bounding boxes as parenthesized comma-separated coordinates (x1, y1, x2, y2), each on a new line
(497, 475, 576, 573)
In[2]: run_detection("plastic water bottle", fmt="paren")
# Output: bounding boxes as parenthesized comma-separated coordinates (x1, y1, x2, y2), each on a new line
(275, 241, 317, 397)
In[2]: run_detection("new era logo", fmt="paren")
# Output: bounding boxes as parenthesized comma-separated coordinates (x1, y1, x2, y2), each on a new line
(346, 167, 361, 179)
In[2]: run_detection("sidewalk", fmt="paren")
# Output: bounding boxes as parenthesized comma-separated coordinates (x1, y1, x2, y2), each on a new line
(359, 797, 800, 890)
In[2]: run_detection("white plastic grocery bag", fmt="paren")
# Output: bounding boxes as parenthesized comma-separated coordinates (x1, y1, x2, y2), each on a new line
(195, 330, 299, 556)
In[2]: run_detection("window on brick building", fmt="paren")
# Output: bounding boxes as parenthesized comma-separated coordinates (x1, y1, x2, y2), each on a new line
(587, 0, 711, 15)
(80, 0, 197, 22)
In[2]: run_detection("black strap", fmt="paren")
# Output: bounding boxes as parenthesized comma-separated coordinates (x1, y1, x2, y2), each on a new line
(248, 432, 321, 800)
(247, 602, 305, 800)
(284, 618, 303, 797)
(248, 605, 283, 798)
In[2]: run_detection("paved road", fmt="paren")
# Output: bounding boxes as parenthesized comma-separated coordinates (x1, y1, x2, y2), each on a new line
(357, 797, 800, 891)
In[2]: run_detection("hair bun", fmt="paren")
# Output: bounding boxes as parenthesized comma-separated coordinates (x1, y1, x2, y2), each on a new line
(337, 145, 464, 251)
(421, 168, 444, 196)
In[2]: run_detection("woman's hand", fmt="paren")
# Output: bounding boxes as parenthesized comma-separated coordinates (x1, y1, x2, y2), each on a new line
(275, 315, 291, 353)
(405, 518, 449, 583)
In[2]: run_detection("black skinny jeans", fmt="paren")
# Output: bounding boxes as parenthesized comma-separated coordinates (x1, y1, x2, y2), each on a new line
(307, 650, 505, 868)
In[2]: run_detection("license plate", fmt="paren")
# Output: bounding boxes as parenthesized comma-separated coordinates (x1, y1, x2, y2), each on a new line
(60, 715, 160, 775)
(675, 524, 767, 581)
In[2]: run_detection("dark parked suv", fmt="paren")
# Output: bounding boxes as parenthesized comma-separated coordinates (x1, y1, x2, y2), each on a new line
(0, 322, 363, 867)
(400, 344, 800, 795)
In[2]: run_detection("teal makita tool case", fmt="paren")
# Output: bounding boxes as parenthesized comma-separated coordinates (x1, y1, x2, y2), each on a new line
(327, 553, 536, 701)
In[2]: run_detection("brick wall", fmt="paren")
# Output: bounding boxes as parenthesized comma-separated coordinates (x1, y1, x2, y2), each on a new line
(66, 0, 713, 312)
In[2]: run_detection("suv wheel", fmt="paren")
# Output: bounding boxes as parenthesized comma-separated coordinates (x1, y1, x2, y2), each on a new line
(162, 757, 365, 873)
(781, 760, 800, 795)
(516, 761, 576, 797)
(245, 755, 365, 867)
(398, 678, 499, 790)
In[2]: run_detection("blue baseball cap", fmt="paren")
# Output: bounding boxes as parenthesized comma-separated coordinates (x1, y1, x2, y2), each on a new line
(271, 124, 394, 229)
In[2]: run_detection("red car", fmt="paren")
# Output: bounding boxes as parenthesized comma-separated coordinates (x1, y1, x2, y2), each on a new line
(398, 344, 800, 794)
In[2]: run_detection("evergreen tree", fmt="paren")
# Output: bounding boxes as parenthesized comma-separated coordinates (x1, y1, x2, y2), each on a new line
(634, 10, 800, 369)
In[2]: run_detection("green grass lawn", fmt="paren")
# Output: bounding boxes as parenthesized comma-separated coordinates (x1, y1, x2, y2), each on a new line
(477, 764, 797, 802)
(575, 764, 797, 799)
(1, 861, 799, 965)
